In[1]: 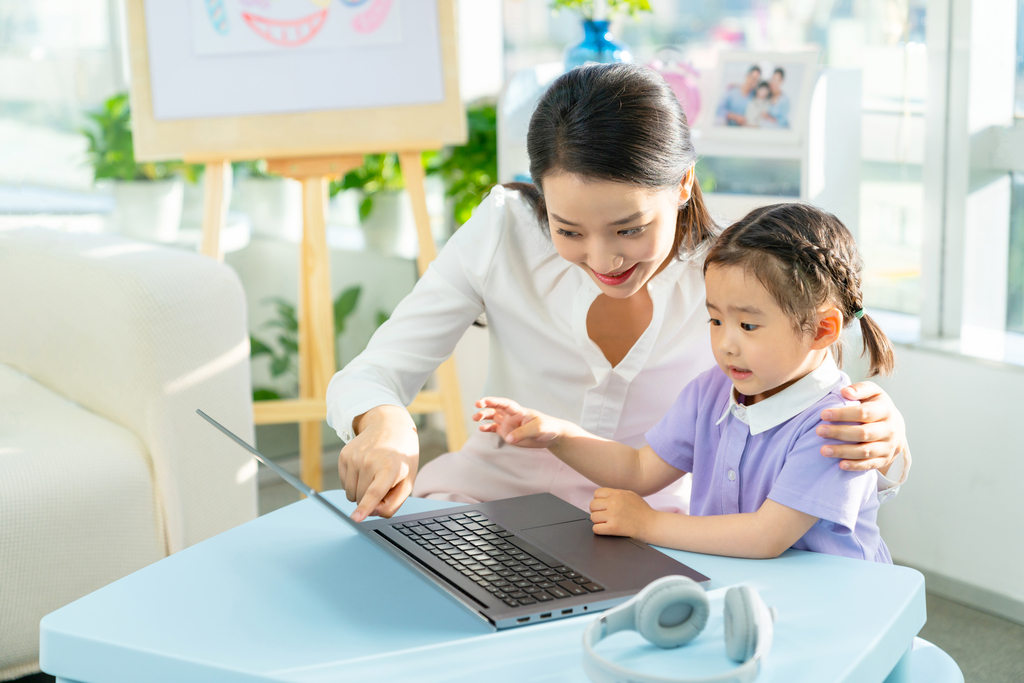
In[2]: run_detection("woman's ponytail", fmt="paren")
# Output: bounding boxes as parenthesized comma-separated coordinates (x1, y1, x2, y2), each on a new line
(503, 181, 547, 226)
(676, 177, 718, 254)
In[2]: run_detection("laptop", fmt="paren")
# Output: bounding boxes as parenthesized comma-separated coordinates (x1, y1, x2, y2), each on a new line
(198, 409, 709, 629)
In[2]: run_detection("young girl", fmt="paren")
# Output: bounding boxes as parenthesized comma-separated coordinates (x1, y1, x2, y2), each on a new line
(744, 81, 773, 127)
(474, 203, 894, 563)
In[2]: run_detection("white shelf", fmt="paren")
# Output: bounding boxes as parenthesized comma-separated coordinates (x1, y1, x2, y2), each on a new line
(691, 131, 805, 160)
(703, 193, 790, 226)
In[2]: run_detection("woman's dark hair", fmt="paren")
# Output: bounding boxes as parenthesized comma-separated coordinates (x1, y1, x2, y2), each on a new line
(505, 62, 717, 255)
(703, 203, 895, 377)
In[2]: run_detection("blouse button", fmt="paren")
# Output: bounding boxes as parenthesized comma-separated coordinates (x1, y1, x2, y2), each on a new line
(727, 469, 737, 482)
(342, 430, 352, 441)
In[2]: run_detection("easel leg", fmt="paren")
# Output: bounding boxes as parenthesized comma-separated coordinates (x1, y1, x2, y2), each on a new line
(200, 161, 232, 261)
(398, 152, 468, 452)
(297, 176, 335, 491)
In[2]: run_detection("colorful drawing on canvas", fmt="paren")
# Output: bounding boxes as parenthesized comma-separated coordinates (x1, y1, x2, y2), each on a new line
(191, 0, 400, 55)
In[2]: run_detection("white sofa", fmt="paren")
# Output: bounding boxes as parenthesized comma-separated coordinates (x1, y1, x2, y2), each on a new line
(0, 228, 257, 680)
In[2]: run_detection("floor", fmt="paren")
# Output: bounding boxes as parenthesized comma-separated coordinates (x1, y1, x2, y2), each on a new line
(12, 431, 1024, 683)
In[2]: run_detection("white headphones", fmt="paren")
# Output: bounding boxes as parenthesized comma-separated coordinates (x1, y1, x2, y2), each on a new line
(582, 576, 776, 683)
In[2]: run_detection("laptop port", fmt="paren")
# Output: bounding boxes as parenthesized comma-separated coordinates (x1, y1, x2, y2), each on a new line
(517, 617, 530, 624)
(540, 612, 552, 619)
(561, 609, 573, 615)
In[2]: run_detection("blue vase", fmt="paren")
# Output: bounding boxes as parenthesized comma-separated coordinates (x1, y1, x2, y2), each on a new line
(563, 20, 632, 71)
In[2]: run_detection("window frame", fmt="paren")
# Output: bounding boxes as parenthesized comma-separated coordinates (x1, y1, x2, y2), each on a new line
(919, 0, 1023, 362)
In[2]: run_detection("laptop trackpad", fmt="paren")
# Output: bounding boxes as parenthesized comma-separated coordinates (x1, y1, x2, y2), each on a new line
(521, 519, 668, 586)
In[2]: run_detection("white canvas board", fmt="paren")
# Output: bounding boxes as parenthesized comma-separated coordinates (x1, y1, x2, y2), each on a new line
(190, 0, 402, 56)
(144, 0, 443, 120)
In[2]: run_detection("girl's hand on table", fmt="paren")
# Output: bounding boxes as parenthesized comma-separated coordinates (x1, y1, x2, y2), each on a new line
(817, 381, 909, 475)
(473, 397, 569, 449)
(340, 405, 420, 522)
(589, 488, 655, 541)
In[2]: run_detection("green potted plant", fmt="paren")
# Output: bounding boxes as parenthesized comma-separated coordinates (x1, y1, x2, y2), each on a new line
(81, 93, 196, 243)
(325, 100, 499, 256)
(249, 285, 388, 400)
(424, 100, 498, 228)
(329, 152, 417, 257)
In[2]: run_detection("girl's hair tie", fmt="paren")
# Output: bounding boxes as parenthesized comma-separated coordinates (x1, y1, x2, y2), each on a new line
(854, 309, 865, 320)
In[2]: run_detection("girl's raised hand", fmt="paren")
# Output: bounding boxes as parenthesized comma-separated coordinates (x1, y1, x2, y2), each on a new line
(473, 397, 568, 449)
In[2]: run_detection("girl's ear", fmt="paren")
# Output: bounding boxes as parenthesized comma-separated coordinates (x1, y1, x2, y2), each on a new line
(811, 307, 843, 349)
(678, 165, 696, 205)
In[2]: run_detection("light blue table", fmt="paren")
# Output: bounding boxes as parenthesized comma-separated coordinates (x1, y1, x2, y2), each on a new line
(40, 492, 960, 682)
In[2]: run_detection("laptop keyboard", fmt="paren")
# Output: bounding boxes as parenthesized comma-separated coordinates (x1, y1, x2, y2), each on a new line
(392, 511, 605, 608)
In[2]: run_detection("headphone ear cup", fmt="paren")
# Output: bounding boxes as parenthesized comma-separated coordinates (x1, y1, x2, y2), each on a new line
(634, 577, 709, 649)
(723, 586, 760, 662)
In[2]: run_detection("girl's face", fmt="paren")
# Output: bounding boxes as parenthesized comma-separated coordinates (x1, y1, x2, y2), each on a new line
(542, 171, 690, 299)
(705, 264, 831, 404)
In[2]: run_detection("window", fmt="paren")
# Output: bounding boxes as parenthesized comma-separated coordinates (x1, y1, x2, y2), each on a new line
(1009, 173, 1024, 334)
(1016, 0, 1024, 120)
(503, 0, 929, 315)
(0, 0, 125, 192)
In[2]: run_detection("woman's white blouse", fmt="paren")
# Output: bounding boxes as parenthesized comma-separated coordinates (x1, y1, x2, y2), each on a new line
(326, 185, 904, 512)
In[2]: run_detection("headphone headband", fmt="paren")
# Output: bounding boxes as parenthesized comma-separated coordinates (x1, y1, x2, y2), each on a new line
(581, 577, 773, 683)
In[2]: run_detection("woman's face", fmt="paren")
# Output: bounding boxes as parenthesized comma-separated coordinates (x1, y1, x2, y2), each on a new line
(541, 171, 690, 299)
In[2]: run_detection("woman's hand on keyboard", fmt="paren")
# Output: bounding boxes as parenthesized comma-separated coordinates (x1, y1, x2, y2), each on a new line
(341, 405, 420, 522)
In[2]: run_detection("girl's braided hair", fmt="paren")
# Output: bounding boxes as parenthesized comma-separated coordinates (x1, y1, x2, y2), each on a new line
(703, 203, 895, 376)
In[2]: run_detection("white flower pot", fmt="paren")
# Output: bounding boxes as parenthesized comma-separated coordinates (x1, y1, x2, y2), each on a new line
(361, 189, 418, 259)
(328, 188, 362, 228)
(233, 177, 303, 242)
(111, 178, 184, 243)
(180, 180, 205, 231)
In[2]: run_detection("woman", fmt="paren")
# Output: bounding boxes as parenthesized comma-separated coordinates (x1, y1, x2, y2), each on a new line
(328, 63, 908, 523)
(765, 67, 791, 128)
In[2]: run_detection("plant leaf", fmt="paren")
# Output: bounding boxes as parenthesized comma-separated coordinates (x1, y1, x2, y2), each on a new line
(250, 335, 274, 357)
(270, 355, 291, 377)
(333, 285, 362, 336)
(278, 334, 298, 354)
(358, 195, 374, 221)
(252, 388, 282, 401)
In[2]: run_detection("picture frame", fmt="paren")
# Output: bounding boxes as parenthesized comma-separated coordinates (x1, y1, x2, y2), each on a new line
(697, 49, 821, 146)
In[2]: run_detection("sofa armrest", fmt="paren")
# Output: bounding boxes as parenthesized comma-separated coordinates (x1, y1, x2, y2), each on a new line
(0, 228, 256, 552)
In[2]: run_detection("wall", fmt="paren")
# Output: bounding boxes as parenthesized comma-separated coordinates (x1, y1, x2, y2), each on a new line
(865, 344, 1024, 618)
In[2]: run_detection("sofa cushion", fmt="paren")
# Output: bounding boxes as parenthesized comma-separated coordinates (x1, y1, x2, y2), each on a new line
(0, 363, 166, 675)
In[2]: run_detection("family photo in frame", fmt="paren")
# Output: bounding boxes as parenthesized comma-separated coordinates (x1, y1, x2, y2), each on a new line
(703, 50, 820, 144)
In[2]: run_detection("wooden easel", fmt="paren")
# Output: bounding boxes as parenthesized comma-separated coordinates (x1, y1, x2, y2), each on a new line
(199, 153, 468, 491)
(124, 0, 467, 492)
